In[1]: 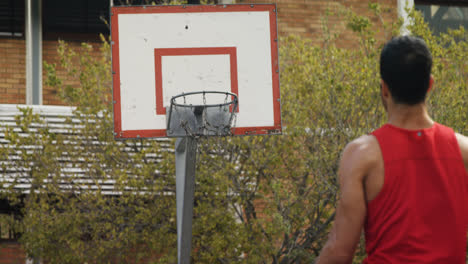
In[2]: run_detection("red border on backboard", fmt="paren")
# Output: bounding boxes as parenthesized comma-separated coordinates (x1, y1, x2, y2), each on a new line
(154, 47, 238, 115)
(111, 4, 281, 139)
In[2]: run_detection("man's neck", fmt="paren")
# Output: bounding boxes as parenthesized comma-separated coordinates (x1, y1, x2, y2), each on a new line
(386, 102, 434, 130)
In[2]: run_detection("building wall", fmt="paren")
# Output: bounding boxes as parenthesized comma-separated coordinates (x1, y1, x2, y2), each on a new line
(42, 40, 70, 106)
(0, 39, 26, 105)
(0, 38, 101, 106)
(42, 39, 102, 106)
(0, 242, 26, 264)
(238, 0, 398, 48)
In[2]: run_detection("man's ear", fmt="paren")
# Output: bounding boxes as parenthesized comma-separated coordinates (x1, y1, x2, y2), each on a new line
(428, 75, 434, 92)
(380, 80, 390, 98)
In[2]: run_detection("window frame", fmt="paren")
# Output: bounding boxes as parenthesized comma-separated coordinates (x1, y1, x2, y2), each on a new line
(0, 0, 25, 38)
(415, 0, 468, 6)
(415, 0, 468, 32)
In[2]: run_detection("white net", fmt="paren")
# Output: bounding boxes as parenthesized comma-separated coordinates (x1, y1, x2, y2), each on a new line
(166, 91, 238, 137)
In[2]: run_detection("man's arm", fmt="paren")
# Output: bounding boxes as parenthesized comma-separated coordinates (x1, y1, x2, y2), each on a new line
(316, 135, 378, 264)
(456, 133, 468, 173)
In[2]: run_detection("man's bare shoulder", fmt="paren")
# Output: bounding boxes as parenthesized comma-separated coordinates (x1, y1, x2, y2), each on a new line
(455, 133, 468, 149)
(455, 133, 468, 169)
(340, 135, 381, 180)
(343, 134, 380, 161)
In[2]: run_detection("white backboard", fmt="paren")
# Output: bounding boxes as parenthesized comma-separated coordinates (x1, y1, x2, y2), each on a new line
(111, 4, 281, 138)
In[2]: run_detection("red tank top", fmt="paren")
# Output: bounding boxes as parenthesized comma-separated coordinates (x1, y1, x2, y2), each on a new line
(364, 123, 468, 264)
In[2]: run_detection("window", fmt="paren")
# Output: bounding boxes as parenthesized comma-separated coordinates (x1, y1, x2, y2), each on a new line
(0, 199, 21, 241)
(415, 1, 468, 34)
(0, 0, 25, 37)
(112, 0, 225, 4)
(43, 0, 109, 36)
(42, 0, 227, 40)
(0, 213, 20, 241)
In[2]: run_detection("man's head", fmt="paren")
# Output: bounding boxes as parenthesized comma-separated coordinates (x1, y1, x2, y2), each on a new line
(380, 36, 433, 105)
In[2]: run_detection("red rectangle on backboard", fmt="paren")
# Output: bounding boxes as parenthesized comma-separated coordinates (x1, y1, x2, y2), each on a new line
(154, 47, 239, 115)
(111, 4, 281, 139)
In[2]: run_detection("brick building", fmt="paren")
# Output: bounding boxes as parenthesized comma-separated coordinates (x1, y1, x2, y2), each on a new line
(0, 0, 402, 106)
(0, 0, 467, 263)
(3, 0, 468, 106)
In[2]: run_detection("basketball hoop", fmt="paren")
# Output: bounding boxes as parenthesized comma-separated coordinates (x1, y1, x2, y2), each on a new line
(111, 4, 280, 263)
(166, 91, 238, 137)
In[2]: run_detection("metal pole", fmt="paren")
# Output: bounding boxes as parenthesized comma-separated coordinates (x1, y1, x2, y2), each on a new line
(397, 0, 415, 36)
(175, 137, 197, 264)
(25, 0, 42, 105)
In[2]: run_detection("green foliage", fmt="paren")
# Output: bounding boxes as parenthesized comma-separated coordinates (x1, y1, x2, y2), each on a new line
(0, 2, 467, 263)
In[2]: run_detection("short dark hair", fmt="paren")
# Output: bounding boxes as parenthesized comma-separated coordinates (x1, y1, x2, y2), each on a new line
(380, 36, 433, 105)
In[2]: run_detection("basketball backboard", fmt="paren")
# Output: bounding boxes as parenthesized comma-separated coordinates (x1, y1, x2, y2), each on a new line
(111, 4, 281, 138)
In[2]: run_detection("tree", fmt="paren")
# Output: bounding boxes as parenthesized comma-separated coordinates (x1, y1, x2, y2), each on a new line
(0, 2, 467, 263)
(1, 39, 178, 263)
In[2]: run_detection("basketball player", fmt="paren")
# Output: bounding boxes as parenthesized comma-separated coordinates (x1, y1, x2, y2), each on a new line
(316, 36, 468, 263)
